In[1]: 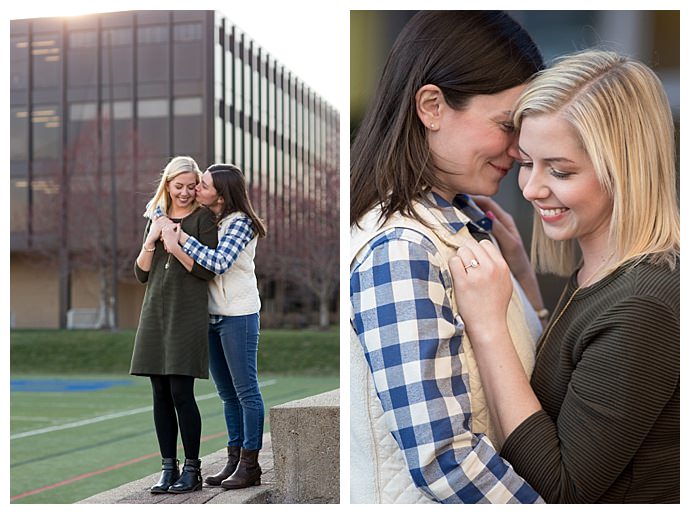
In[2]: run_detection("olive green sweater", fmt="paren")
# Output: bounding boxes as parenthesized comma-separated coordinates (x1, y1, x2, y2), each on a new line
(130, 207, 218, 379)
(501, 257, 679, 503)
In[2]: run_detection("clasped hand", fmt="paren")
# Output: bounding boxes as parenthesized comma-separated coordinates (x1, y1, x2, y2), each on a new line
(160, 223, 181, 252)
(145, 216, 180, 253)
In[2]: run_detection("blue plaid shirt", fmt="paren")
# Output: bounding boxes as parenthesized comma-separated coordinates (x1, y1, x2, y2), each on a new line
(350, 192, 542, 504)
(181, 214, 254, 276)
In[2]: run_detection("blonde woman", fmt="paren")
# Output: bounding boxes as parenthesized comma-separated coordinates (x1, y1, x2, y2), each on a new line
(131, 156, 218, 494)
(450, 50, 679, 503)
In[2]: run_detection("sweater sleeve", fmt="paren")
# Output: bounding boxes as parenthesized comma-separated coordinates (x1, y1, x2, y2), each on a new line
(188, 209, 218, 282)
(501, 295, 679, 503)
(134, 220, 152, 284)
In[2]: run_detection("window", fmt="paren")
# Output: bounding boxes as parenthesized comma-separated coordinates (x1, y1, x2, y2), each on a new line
(11, 35, 29, 90)
(173, 97, 202, 116)
(235, 55, 243, 114)
(215, 114, 224, 163)
(172, 93, 203, 159)
(214, 42, 223, 98)
(101, 28, 133, 85)
(137, 25, 168, 82)
(68, 38, 98, 87)
(100, 101, 134, 158)
(244, 60, 252, 117)
(137, 25, 168, 44)
(101, 100, 133, 120)
(69, 30, 97, 48)
(11, 178, 28, 233)
(138, 98, 169, 156)
(174, 23, 202, 42)
(32, 105, 61, 160)
(138, 98, 168, 118)
(69, 102, 98, 121)
(32, 34, 61, 89)
(103, 27, 133, 46)
(11, 107, 29, 161)
(174, 23, 202, 81)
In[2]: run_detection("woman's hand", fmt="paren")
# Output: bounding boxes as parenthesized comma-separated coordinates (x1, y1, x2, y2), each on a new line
(146, 216, 173, 246)
(472, 196, 546, 319)
(449, 238, 513, 344)
(472, 196, 531, 280)
(161, 223, 181, 252)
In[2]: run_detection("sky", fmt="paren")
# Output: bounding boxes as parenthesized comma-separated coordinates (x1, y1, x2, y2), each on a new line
(6, 1, 347, 109)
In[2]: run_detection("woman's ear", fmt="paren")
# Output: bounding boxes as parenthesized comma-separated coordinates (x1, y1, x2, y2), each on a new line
(415, 84, 443, 131)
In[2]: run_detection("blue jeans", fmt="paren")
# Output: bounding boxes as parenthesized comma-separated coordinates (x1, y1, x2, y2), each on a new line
(208, 313, 264, 450)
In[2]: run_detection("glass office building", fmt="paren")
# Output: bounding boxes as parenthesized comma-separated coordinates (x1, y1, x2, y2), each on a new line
(10, 10, 340, 328)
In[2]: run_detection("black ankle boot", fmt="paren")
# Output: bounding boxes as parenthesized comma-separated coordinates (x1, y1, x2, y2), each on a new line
(168, 458, 202, 494)
(150, 458, 180, 494)
(205, 446, 241, 486)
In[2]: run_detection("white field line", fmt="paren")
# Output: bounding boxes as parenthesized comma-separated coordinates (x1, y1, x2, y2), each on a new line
(10, 379, 277, 440)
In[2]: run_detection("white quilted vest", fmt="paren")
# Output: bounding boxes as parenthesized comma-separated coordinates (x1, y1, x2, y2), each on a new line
(350, 201, 541, 503)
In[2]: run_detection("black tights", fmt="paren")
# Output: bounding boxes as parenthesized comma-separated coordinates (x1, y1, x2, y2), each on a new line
(150, 375, 201, 460)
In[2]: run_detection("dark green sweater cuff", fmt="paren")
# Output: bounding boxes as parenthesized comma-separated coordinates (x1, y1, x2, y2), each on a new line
(501, 409, 559, 501)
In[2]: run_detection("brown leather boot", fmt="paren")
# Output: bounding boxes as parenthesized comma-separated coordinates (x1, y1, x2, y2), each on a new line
(205, 446, 241, 486)
(220, 448, 261, 489)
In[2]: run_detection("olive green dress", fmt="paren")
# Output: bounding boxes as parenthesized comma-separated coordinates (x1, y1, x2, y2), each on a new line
(130, 207, 218, 379)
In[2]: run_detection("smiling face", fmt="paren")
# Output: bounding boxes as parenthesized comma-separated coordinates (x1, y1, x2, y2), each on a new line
(517, 113, 613, 250)
(166, 172, 197, 212)
(427, 85, 525, 201)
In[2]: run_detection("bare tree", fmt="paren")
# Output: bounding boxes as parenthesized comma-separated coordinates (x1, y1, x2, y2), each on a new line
(37, 116, 142, 329)
(283, 139, 340, 329)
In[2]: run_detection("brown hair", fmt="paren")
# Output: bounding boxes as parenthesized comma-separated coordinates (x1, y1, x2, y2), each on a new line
(207, 164, 267, 238)
(350, 11, 543, 226)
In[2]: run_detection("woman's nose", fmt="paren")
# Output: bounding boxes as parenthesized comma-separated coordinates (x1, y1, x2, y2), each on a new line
(519, 167, 549, 201)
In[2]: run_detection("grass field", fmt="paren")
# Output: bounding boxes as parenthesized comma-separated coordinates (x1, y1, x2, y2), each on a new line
(10, 328, 339, 504)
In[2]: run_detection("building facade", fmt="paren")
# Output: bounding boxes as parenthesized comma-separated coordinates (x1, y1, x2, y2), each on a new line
(10, 10, 340, 329)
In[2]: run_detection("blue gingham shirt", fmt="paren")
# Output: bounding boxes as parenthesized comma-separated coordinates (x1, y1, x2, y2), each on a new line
(350, 192, 542, 504)
(181, 215, 253, 275)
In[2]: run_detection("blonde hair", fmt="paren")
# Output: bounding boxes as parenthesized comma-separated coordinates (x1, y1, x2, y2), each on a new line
(513, 50, 679, 276)
(143, 156, 202, 218)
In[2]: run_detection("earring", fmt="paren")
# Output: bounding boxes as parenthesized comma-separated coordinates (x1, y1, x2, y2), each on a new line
(430, 123, 435, 129)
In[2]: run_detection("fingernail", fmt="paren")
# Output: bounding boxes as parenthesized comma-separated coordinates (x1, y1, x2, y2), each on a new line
(486, 211, 495, 220)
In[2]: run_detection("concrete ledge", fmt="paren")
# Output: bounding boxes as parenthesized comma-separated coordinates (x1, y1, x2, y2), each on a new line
(270, 388, 340, 503)
(79, 434, 276, 504)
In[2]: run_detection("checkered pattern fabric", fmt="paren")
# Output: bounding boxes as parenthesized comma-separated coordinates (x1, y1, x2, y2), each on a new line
(181, 214, 254, 276)
(350, 193, 542, 504)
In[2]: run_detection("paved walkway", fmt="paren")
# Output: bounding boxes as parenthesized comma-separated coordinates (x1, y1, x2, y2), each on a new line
(79, 436, 276, 504)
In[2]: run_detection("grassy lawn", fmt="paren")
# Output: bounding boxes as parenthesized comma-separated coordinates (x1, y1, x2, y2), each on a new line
(10, 327, 339, 503)
(10, 326, 339, 375)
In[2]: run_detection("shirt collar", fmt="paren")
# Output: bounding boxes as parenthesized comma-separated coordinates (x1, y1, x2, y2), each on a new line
(421, 191, 493, 235)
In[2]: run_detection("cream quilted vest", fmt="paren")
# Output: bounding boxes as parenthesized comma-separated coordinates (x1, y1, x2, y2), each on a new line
(207, 212, 260, 316)
(350, 201, 541, 503)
